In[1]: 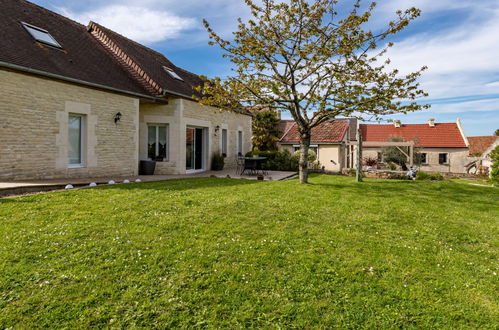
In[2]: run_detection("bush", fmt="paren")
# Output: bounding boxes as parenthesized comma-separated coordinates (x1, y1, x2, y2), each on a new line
(387, 162, 397, 171)
(293, 149, 317, 162)
(490, 145, 499, 185)
(211, 153, 224, 171)
(247, 150, 298, 171)
(364, 157, 378, 167)
(416, 171, 443, 181)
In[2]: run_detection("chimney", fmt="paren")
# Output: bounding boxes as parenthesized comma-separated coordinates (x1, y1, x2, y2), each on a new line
(393, 120, 401, 128)
(428, 118, 435, 127)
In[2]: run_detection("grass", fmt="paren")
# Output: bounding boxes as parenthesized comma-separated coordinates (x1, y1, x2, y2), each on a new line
(0, 175, 498, 328)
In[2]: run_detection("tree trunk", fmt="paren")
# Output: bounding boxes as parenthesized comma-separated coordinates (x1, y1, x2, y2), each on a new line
(299, 133, 311, 184)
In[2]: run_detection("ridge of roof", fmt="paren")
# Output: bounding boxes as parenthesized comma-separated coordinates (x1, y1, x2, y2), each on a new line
(88, 21, 163, 96)
(86, 21, 204, 100)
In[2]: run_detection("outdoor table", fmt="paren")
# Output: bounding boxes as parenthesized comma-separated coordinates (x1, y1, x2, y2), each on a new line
(241, 157, 267, 176)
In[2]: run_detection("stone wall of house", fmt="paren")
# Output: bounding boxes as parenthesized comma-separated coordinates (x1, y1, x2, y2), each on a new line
(278, 143, 344, 172)
(139, 99, 252, 174)
(363, 147, 470, 173)
(317, 145, 343, 172)
(0, 69, 140, 181)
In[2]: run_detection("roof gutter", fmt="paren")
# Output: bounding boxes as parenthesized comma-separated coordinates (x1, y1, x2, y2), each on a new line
(0, 61, 162, 101)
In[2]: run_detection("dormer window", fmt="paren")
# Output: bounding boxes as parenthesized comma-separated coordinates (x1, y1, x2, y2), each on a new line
(162, 66, 183, 81)
(21, 22, 62, 49)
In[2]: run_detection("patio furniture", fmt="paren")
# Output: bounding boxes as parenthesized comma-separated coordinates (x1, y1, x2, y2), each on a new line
(241, 157, 267, 176)
(235, 153, 245, 174)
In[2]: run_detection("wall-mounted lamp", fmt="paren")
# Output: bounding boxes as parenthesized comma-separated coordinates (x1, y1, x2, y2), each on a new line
(114, 112, 122, 124)
(215, 125, 220, 133)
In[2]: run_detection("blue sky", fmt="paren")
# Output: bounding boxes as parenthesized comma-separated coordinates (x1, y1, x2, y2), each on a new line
(32, 0, 499, 136)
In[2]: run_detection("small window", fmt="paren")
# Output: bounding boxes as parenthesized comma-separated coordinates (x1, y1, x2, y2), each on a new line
(420, 153, 427, 164)
(221, 129, 228, 156)
(162, 66, 183, 81)
(148, 124, 169, 161)
(438, 153, 448, 165)
(68, 114, 85, 167)
(237, 131, 243, 155)
(21, 22, 62, 48)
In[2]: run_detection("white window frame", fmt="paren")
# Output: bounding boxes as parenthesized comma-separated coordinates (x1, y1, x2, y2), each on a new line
(21, 21, 62, 49)
(147, 124, 169, 161)
(221, 128, 228, 156)
(438, 153, 449, 165)
(420, 152, 428, 165)
(68, 113, 86, 168)
(293, 144, 319, 157)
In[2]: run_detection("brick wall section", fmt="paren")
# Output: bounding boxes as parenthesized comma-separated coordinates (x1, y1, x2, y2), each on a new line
(0, 69, 139, 180)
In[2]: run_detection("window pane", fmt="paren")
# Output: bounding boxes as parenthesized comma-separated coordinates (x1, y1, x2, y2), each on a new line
(68, 115, 81, 164)
(238, 131, 243, 154)
(439, 153, 447, 164)
(23, 23, 61, 48)
(158, 126, 167, 160)
(148, 126, 156, 160)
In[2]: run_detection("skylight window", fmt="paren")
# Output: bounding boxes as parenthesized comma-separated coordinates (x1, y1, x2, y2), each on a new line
(162, 66, 183, 81)
(21, 22, 62, 49)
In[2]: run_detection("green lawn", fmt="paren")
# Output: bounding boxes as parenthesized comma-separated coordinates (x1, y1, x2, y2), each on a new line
(0, 175, 498, 328)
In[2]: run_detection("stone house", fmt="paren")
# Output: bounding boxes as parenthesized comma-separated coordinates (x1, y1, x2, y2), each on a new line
(467, 136, 499, 173)
(0, 0, 252, 181)
(278, 119, 357, 172)
(360, 119, 470, 173)
(277, 118, 472, 174)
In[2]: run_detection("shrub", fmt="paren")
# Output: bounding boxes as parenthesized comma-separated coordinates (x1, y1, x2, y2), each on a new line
(293, 149, 317, 162)
(416, 171, 443, 181)
(490, 145, 499, 185)
(211, 153, 225, 171)
(248, 150, 298, 171)
(364, 157, 377, 167)
(387, 162, 397, 171)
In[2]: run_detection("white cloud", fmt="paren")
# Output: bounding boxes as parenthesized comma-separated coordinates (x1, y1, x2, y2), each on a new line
(60, 5, 197, 44)
(379, 4, 499, 107)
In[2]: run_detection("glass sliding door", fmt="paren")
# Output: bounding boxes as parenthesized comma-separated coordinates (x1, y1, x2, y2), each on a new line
(186, 128, 195, 171)
(186, 127, 205, 172)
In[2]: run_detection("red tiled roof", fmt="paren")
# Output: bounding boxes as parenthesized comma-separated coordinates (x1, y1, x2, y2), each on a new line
(280, 120, 348, 144)
(468, 136, 498, 155)
(360, 123, 467, 148)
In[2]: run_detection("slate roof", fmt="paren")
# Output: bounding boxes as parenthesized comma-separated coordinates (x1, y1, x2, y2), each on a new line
(0, 0, 149, 95)
(88, 22, 204, 99)
(360, 123, 467, 148)
(468, 136, 498, 155)
(0, 0, 206, 100)
(279, 120, 349, 144)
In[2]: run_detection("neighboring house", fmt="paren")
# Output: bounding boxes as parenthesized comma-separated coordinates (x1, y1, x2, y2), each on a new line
(468, 136, 499, 171)
(278, 119, 357, 172)
(0, 0, 252, 181)
(360, 119, 470, 173)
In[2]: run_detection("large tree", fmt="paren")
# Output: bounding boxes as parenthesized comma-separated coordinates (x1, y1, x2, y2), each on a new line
(252, 110, 281, 151)
(196, 0, 428, 183)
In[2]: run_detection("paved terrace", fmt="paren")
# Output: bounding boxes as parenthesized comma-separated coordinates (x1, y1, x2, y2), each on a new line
(0, 170, 297, 197)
